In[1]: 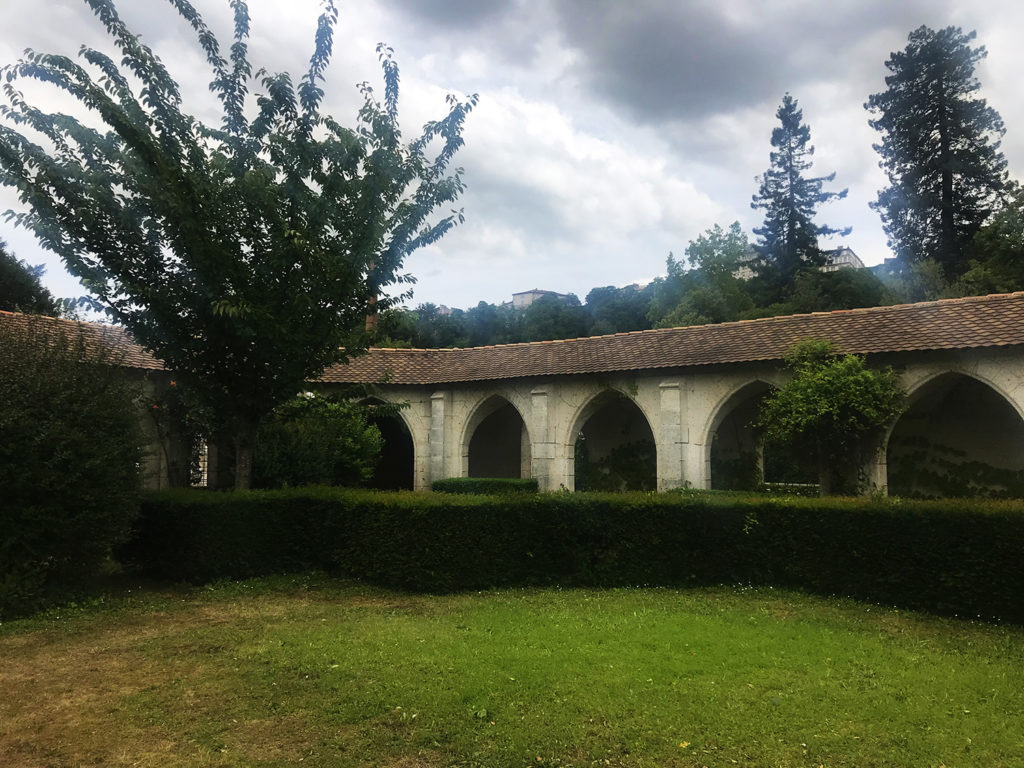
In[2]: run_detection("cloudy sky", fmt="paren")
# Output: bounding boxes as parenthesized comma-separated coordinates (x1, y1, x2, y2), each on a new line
(2, 0, 1024, 311)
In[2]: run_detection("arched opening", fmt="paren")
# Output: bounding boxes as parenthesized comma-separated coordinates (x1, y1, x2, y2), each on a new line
(467, 398, 531, 478)
(887, 373, 1024, 498)
(707, 381, 815, 491)
(573, 391, 656, 491)
(363, 399, 415, 490)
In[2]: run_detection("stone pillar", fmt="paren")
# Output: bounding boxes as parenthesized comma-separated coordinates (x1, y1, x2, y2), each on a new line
(429, 390, 449, 484)
(530, 386, 556, 490)
(858, 446, 888, 495)
(657, 380, 688, 490)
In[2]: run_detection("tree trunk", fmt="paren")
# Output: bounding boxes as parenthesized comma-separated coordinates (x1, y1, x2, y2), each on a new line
(234, 420, 256, 491)
(937, 76, 957, 276)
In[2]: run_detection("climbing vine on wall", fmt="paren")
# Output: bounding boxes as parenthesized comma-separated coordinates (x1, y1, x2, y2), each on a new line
(575, 437, 657, 492)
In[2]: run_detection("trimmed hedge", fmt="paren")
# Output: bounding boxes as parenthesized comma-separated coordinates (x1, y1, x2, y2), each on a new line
(431, 477, 539, 495)
(119, 489, 1024, 623)
(1, 318, 142, 619)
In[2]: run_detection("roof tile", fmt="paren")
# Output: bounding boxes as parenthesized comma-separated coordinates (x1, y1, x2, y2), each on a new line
(5, 292, 1024, 386)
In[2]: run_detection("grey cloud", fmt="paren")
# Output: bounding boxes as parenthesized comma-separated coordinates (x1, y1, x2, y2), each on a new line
(549, 0, 958, 124)
(388, 0, 517, 31)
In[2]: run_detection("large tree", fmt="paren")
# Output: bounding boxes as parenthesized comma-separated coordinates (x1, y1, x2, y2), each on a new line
(0, 0, 476, 488)
(866, 26, 1008, 280)
(751, 94, 849, 298)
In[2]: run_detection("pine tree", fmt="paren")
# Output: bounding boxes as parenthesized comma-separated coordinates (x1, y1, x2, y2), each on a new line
(751, 94, 849, 297)
(866, 26, 1008, 280)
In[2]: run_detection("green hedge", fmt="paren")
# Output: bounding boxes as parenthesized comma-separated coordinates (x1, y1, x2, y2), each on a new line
(1, 318, 142, 619)
(119, 489, 1024, 623)
(431, 477, 539, 495)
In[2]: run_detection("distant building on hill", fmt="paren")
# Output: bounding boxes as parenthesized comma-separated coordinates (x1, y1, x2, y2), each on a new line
(509, 289, 570, 309)
(821, 247, 866, 272)
(733, 246, 865, 280)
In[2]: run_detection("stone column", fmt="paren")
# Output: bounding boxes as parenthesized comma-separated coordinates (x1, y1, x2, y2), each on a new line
(858, 446, 888, 495)
(530, 386, 555, 490)
(657, 380, 688, 490)
(429, 390, 449, 484)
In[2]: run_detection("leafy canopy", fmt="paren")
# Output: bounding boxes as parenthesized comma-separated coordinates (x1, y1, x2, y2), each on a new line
(0, 0, 476, 487)
(758, 340, 905, 494)
(866, 26, 1007, 280)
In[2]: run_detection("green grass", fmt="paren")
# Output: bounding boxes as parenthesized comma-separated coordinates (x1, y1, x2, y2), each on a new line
(3, 576, 1023, 767)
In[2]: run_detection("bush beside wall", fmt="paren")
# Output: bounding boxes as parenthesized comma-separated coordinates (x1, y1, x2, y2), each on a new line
(121, 489, 1024, 623)
(1, 318, 142, 618)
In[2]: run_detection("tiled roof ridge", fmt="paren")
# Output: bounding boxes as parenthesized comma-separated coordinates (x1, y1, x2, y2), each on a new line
(0, 308, 118, 330)
(8, 291, 1024, 385)
(0, 309, 163, 371)
(365, 291, 1024, 355)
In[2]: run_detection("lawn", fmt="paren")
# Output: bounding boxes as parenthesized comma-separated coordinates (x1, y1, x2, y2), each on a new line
(2, 576, 1022, 767)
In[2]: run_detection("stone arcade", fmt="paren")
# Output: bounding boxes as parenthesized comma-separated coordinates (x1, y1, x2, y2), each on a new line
(6, 292, 1024, 495)
(324, 293, 1024, 495)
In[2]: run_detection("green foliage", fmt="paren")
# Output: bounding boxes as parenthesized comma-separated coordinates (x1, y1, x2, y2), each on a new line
(584, 283, 653, 335)
(574, 437, 657, 491)
(0, 0, 476, 488)
(649, 223, 754, 328)
(523, 293, 588, 341)
(0, 316, 141, 618)
(867, 26, 1008, 280)
(0, 240, 61, 315)
(758, 340, 905, 494)
(784, 268, 887, 313)
(123, 488, 1024, 623)
(954, 184, 1024, 294)
(751, 94, 849, 299)
(252, 393, 385, 489)
(709, 450, 762, 491)
(431, 477, 539, 495)
(889, 435, 1024, 499)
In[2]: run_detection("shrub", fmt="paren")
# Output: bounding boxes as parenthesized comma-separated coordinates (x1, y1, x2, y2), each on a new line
(0, 317, 142, 617)
(431, 477, 539, 495)
(123, 488, 1024, 623)
(252, 394, 383, 488)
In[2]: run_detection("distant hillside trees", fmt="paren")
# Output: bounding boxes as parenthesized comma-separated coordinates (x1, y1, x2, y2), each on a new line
(649, 223, 754, 328)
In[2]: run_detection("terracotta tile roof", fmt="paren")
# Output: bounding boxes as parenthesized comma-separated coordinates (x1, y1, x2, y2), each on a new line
(321, 292, 1024, 385)
(0, 310, 164, 371)
(5, 291, 1024, 385)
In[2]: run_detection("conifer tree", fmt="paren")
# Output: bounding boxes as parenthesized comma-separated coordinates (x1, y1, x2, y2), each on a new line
(0, 240, 61, 316)
(866, 26, 1008, 280)
(751, 94, 849, 297)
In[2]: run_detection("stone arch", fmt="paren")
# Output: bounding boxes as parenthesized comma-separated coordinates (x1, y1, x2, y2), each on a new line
(361, 397, 416, 490)
(569, 389, 657, 492)
(886, 371, 1024, 498)
(703, 380, 773, 490)
(461, 394, 532, 478)
(702, 379, 817, 490)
